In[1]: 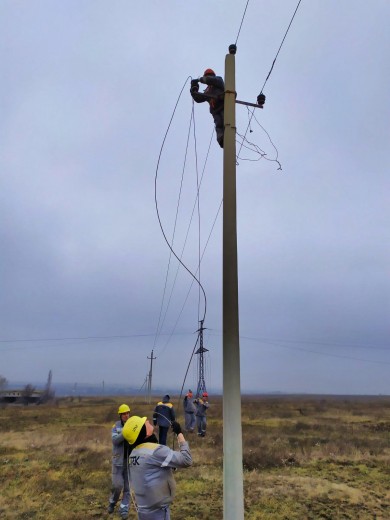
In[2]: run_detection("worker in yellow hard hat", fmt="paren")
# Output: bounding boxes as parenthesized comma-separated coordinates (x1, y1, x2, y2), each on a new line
(107, 404, 131, 518)
(122, 416, 192, 519)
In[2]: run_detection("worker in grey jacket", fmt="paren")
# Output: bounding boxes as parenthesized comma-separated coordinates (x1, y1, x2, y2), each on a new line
(107, 404, 131, 519)
(153, 394, 175, 446)
(123, 416, 192, 520)
(183, 389, 196, 432)
(190, 68, 225, 148)
(194, 392, 210, 437)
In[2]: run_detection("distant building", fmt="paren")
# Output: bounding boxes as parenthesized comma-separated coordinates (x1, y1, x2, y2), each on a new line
(0, 389, 44, 404)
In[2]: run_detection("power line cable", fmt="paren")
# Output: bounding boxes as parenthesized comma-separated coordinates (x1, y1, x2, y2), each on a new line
(208, 331, 390, 351)
(3, 331, 387, 353)
(251, 109, 281, 164)
(0, 332, 193, 353)
(237, 0, 303, 160)
(192, 103, 202, 324)
(154, 127, 215, 356)
(0, 119, 213, 360)
(237, 107, 282, 168)
(0, 333, 177, 344)
(235, 0, 250, 45)
(153, 106, 195, 349)
(260, 0, 303, 94)
(156, 110, 216, 406)
(207, 331, 390, 365)
(155, 78, 222, 398)
(3, 331, 388, 368)
(236, 130, 282, 170)
(241, 335, 390, 366)
(177, 333, 200, 407)
(154, 77, 207, 324)
(157, 197, 222, 357)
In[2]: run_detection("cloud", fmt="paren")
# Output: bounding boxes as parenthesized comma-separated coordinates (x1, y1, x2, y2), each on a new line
(1, 0, 389, 394)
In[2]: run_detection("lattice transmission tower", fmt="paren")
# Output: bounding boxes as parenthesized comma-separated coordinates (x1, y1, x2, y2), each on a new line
(195, 320, 209, 397)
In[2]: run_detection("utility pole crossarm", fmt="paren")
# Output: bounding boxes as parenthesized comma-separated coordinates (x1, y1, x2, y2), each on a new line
(193, 91, 263, 109)
(235, 99, 263, 108)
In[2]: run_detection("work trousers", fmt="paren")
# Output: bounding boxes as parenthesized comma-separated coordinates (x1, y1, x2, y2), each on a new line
(158, 426, 169, 446)
(137, 506, 170, 519)
(212, 111, 224, 148)
(184, 411, 195, 431)
(196, 415, 207, 435)
(109, 464, 130, 511)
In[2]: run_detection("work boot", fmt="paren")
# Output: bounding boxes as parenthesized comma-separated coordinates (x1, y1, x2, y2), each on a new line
(107, 502, 115, 514)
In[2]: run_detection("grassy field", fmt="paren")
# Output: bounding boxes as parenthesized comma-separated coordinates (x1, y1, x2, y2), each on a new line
(0, 395, 389, 519)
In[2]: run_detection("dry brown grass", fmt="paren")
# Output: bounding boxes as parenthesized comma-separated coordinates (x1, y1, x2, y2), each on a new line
(0, 395, 389, 519)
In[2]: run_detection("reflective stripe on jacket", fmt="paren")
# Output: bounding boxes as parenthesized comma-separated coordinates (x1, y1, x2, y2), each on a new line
(111, 419, 129, 466)
(129, 441, 192, 513)
(153, 402, 175, 427)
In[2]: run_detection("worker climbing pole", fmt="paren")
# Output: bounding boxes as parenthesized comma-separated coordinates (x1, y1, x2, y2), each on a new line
(190, 65, 265, 151)
(190, 69, 225, 148)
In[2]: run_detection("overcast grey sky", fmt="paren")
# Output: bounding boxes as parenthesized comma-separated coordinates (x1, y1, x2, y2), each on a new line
(1, 1, 389, 394)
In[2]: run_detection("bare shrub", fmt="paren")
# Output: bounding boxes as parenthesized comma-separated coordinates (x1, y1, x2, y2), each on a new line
(366, 422, 390, 432)
(243, 433, 299, 471)
(294, 421, 311, 431)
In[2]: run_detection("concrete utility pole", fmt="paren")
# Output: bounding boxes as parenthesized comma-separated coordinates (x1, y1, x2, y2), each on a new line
(143, 375, 149, 403)
(223, 44, 244, 520)
(147, 350, 156, 404)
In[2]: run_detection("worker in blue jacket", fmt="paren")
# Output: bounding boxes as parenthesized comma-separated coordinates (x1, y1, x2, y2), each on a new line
(190, 68, 225, 148)
(153, 394, 175, 446)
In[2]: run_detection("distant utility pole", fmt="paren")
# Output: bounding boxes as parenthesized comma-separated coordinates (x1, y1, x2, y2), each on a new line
(195, 320, 209, 397)
(147, 350, 156, 404)
(42, 369, 53, 402)
(143, 375, 149, 403)
(45, 369, 52, 395)
(223, 43, 243, 520)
